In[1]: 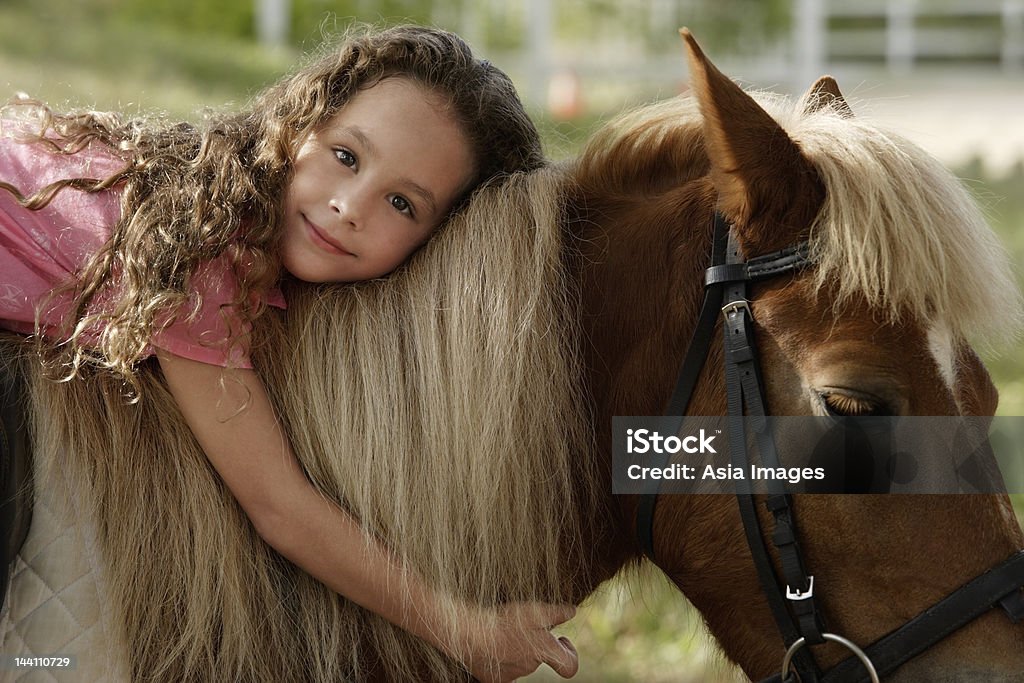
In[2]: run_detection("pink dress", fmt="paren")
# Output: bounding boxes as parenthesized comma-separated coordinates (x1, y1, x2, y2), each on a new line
(0, 126, 286, 368)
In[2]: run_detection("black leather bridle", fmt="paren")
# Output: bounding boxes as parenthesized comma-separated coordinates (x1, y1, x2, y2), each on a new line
(635, 212, 1024, 682)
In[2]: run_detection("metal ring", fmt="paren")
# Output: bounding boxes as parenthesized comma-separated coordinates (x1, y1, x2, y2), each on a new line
(780, 633, 880, 683)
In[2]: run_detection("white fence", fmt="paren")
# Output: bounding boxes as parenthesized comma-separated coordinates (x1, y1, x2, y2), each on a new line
(429, 0, 1024, 108)
(793, 0, 1024, 86)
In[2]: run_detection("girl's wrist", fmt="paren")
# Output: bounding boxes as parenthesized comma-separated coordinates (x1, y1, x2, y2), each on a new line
(399, 583, 462, 655)
(417, 594, 483, 662)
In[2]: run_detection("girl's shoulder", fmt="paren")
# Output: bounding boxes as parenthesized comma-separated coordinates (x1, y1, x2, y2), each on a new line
(150, 253, 286, 369)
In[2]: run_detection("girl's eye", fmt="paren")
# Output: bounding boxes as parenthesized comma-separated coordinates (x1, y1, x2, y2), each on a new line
(819, 391, 888, 417)
(334, 148, 356, 167)
(390, 195, 413, 216)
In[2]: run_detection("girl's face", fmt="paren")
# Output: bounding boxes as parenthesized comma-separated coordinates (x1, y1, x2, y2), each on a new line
(281, 77, 475, 283)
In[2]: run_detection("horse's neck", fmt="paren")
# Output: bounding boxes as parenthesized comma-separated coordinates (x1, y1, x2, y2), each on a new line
(572, 190, 717, 417)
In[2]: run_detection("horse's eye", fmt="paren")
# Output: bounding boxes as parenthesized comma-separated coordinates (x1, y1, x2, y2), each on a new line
(819, 391, 888, 417)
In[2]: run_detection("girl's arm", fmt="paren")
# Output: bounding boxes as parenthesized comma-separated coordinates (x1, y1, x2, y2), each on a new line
(156, 349, 578, 682)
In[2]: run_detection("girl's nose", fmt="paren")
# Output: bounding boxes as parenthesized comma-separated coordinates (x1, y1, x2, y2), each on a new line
(329, 190, 367, 231)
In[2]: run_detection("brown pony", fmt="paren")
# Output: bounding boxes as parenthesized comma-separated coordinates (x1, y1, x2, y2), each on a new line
(3, 30, 1022, 683)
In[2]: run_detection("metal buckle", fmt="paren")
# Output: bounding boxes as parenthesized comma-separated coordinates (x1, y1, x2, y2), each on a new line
(786, 576, 814, 601)
(721, 300, 751, 319)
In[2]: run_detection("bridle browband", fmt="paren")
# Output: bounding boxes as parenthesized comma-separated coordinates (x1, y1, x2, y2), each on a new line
(635, 212, 1024, 682)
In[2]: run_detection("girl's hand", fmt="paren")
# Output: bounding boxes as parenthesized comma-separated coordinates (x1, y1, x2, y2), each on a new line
(455, 601, 579, 682)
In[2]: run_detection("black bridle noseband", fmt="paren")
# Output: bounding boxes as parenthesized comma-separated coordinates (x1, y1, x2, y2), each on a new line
(635, 212, 1024, 682)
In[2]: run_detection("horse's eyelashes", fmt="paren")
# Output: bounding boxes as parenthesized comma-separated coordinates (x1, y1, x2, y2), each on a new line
(820, 391, 887, 417)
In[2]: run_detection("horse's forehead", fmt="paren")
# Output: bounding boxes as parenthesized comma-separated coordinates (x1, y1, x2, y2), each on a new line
(756, 280, 961, 395)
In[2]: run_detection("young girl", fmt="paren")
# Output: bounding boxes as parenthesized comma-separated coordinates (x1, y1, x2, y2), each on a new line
(0, 25, 577, 682)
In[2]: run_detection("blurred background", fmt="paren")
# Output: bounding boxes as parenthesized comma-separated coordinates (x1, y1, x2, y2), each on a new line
(1, 1, 1021, 680)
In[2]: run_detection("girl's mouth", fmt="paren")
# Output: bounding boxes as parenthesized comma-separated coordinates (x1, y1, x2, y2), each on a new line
(304, 216, 353, 256)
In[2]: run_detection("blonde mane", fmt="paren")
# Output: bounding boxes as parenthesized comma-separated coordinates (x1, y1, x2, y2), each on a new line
(786, 100, 1022, 348)
(21, 166, 598, 681)
(574, 96, 707, 197)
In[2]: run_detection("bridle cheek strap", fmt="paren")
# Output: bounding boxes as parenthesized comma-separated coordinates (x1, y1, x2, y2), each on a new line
(720, 227, 826, 681)
(637, 212, 826, 679)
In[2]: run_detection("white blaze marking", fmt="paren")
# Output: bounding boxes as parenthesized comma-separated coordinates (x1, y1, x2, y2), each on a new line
(927, 324, 957, 392)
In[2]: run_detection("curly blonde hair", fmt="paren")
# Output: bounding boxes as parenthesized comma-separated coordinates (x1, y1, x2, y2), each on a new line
(1, 24, 543, 390)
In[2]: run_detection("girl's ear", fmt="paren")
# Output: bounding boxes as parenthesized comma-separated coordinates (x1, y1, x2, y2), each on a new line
(681, 28, 825, 255)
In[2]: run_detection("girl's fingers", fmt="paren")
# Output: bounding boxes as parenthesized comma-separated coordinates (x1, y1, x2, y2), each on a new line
(541, 633, 579, 678)
(530, 604, 578, 677)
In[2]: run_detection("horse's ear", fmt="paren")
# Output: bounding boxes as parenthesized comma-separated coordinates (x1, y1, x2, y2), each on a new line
(799, 75, 853, 117)
(681, 28, 824, 253)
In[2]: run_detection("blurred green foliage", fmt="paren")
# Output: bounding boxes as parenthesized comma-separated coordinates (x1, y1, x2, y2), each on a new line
(963, 160, 1024, 416)
(2, 0, 792, 52)
(676, 0, 791, 53)
(119, 0, 256, 41)
(0, 1, 292, 115)
(5, 0, 432, 44)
